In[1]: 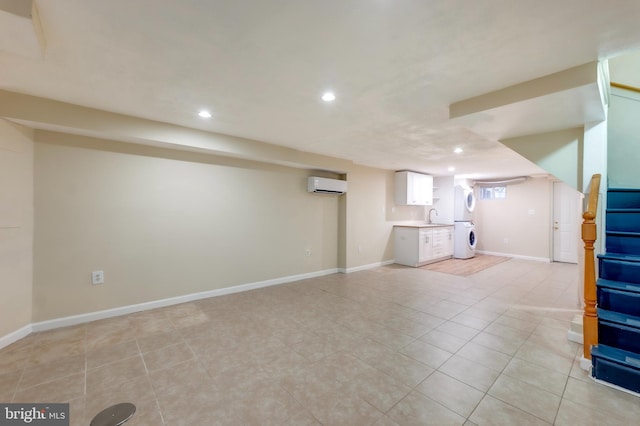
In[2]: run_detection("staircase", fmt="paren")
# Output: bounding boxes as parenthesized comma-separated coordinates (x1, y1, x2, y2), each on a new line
(591, 188, 640, 393)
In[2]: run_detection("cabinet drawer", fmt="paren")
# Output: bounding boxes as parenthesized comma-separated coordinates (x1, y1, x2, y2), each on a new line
(432, 247, 446, 256)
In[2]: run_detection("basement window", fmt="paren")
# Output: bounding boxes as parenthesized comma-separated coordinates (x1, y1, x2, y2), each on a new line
(479, 185, 506, 200)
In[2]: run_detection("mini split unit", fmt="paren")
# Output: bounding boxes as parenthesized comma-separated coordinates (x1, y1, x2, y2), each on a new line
(307, 177, 347, 195)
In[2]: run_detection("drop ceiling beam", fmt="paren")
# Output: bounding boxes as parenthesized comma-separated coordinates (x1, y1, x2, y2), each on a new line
(450, 62, 600, 119)
(0, 89, 352, 173)
(0, 0, 32, 18)
(447, 62, 606, 141)
(0, 0, 45, 57)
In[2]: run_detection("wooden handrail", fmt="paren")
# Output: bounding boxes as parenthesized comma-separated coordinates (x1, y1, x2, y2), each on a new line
(611, 82, 640, 94)
(583, 173, 601, 360)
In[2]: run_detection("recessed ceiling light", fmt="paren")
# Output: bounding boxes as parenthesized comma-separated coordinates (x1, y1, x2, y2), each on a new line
(198, 110, 212, 118)
(454, 147, 463, 154)
(321, 92, 336, 102)
(448, 166, 455, 172)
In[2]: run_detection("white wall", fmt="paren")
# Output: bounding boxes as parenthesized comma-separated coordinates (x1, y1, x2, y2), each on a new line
(502, 128, 583, 190)
(433, 176, 455, 224)
(33, 134, 342, 321)
(0, 120, 33, 338)
(30, 132, 417, 322)
(343, 165, 396, 270)
(608, 88, 640, 188)
(474, 176, 551, 261)
(609, 51, 640, 89)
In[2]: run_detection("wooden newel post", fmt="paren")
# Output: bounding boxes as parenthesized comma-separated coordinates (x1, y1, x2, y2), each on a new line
(582, 210, 598, 360)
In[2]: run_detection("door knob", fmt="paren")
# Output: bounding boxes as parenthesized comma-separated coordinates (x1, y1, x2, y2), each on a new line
(554, 226, 559, 230)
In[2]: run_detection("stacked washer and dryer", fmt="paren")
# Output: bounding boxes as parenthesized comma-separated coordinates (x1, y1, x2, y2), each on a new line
(454, 185, 477, 259)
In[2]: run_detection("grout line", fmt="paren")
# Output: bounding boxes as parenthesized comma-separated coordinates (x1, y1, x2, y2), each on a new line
(137, 340, 168, 425)
(136, 340, 150, 376)
(483, 391, 557, 424)
(83, 353, 88, 415)
(5, 261, 631, 424)
(553, 371, 573, 425)
(10, 366, 27, 403)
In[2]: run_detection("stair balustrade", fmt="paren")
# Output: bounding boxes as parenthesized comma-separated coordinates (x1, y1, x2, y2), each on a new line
(582, 173, 601, 361)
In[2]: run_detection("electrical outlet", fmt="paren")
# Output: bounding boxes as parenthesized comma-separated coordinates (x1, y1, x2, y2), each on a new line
(92, 270, 104, 285)
(304, 249, 311, 257)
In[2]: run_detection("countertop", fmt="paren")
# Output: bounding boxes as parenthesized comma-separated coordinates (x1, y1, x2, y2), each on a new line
(393, 222, 454, 228)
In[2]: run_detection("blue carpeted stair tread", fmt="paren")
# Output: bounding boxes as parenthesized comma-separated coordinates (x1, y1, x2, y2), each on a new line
(597, 278, 640, 292)
(607, 231, 640, 237)
(606, 210, 640, 232)
(598, 253, 640, 262)
(598, 256, 640, 284)
(605, 231, 640, 255)
(598, 308, 640, 326)
(591, 344, 640, 393)
(607, 208, 640, 213)
(592, 188, 640, 394)
(598, 309, 640, 354)
(592, 344, 640, 367)
(597, 281, 640, 316)
(608, 188, 640, 209)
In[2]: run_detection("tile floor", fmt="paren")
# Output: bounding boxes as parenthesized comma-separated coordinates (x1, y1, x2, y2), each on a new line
(1, 259, 639, 425)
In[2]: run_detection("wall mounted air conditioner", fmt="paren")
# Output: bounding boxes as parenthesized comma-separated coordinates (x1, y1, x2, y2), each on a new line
(307, 177, 347, 195)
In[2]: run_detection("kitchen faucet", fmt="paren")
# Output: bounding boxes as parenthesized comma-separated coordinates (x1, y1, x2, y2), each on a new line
(427, 208, 438, 224)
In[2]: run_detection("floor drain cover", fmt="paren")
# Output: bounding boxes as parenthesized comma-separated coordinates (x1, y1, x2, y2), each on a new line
(90, 402, 136, 426)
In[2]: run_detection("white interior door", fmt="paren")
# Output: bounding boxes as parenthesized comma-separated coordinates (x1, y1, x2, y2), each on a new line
(553, 181, 581, 263)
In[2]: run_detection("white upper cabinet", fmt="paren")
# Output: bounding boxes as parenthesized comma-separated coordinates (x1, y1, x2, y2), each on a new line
(395, 171, 433, 205)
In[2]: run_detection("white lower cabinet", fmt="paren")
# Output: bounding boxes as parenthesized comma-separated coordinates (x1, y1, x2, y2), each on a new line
(418, 229, 433, 263)
(431, 227, 454, 259)
(394, 226, 454, 267)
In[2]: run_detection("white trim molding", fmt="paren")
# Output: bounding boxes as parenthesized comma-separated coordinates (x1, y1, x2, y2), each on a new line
(592, 376, 640, 398)
(476, 250, 551, 263)
(0, 324, 32, 350)
(340, 259, 395, 274)
(1, 268, 339, 347)
(567, 314, 583, 344)
(31, 268, 339, 333)
(567, 329, 583, 344)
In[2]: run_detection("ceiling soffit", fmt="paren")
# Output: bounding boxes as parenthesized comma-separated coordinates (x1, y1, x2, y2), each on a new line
(449, 62, 606, 141)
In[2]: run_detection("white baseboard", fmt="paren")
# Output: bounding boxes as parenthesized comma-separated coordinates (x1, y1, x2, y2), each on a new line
(0, 324, 32, 349)
(592, 376, 640, 398)
(567, 314, 583, 344)
(0, 268, 338, 345)
(340, 259, 395, 274)
(476, 250, 551, 263)
(567, 329, 583, 344)
(580, 356, 592, 371)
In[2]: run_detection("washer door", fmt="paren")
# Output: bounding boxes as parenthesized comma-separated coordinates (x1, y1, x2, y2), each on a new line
(465, 190, 476, 214)
(468, 229, 477, 249)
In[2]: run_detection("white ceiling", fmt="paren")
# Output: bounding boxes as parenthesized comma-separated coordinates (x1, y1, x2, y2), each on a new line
(2, 0, 640, 179)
